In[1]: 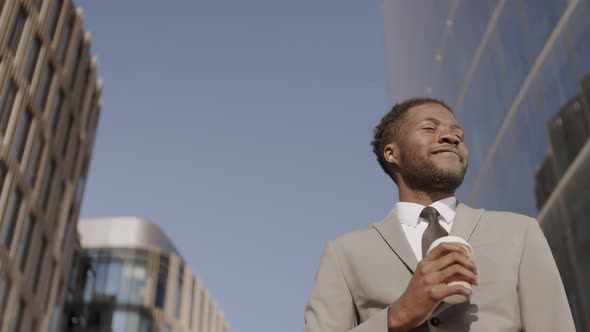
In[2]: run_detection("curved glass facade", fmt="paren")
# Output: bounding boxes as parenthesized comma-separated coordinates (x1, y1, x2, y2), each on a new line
(64, 218, 230, 332)
(383, 0, 590, 330)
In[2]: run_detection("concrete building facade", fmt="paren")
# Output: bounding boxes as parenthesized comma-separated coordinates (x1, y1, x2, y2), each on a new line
(66, 217, 230, 332)
(0, 0, 101, 331)
(382, 0, 590, 330)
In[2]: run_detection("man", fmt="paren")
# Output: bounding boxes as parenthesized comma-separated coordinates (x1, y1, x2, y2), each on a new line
(303, 98, 575, 331)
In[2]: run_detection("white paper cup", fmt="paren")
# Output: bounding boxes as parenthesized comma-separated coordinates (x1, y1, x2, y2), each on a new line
(427, 236, 474, 304)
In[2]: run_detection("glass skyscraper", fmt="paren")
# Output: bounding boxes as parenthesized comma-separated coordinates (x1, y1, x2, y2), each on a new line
(0, 0, 102, 331)
(382, 0, 590, 330)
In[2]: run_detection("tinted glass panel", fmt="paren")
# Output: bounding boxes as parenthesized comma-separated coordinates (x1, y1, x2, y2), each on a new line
(40, 160, 56, 210)
(155, 256, 169, 309)
(0, 81, 17, 134)
(496, 0, 533, 106)
(36, 63, 54, 109)
(25, 135, 43, 186)
(50, 90, 63, 132)
(0, 162, 6, 193)
(11, 110, 31, 162)
(61, 113, 74, 157)
(6, 7, 26, 53)
(0, 279, 8, 322)
(33, 237, 47, 293)
(45, 0, 63, 39)
(0, 190, 22, 249)
(175, 265, 184, 318)
(23, 37, 41, 81)
(56, 9, 74, 62)
(70, 37, 84, 88)
(15, 215, 34, 271)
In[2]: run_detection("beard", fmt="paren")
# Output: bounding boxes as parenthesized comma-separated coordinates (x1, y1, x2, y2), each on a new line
(398, 147, 468, 193)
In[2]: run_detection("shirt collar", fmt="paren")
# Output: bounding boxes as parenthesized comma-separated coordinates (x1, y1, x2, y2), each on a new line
(396, 197, 457, 227)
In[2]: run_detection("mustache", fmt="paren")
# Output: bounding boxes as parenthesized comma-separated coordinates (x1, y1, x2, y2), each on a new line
(430, 145, 463, 158)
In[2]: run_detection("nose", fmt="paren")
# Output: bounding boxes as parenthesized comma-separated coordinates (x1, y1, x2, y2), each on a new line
(439, 131, 460, 146)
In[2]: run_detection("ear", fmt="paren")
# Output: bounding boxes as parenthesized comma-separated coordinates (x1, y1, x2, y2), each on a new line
(383, 142, 400, 167)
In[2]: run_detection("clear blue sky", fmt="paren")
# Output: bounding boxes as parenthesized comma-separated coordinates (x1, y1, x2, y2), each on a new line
(77, 1, 396, 331)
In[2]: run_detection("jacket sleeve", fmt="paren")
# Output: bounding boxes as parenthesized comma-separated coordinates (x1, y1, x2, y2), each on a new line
(303, 240, 390, 332)
(518, 218, 576, 331)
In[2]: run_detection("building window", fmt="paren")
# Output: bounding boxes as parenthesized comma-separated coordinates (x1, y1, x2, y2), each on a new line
(15, 215, 34, 271)
(107, 309, 152, 332)
(33, 236, 47, 294)
(0, 81, 17, 134)
(36, 62, 54, 110)
(155, 256, 169, 309)
(120, 254, 148, 304)
(75, 173, 85, 204)
(45, 0, 63, 39)
(175, 265, 184, 319)
(11, 109, 31, 162)
(25, 135, 43, 186)
(0, 162, 7, 192)
(22, 37, 41, 82)
(86, 91, 98, 133)
(70, 37, 84, 88)
(44, 261, 56, 312)
(0, 189, 23, 249)
(10, 298, 24, 332)
(56, 8, 74, 63)
(61, 113, 74, 157)
(82, 249, 150, 306)
(40, 159, 55, 211)
(189, 278, 196, 328)
(77, 63, 90, 105)
(50, 180, 64, 224)
(49, 90, 63, 132)
(69, 137, 80, 176)
(5, 6, 26, 53)
(0, 279, 9, 322)
(61, 207, 74, 251)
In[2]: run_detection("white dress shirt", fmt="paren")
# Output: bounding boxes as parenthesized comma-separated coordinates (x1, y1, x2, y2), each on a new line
(395, 197, 457, 261)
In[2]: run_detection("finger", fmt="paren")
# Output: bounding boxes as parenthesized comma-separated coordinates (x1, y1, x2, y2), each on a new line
(438, 264, 479, 286)
(424, 242, 470, 261)
(430, 251, 478, 275)
(428, 283, 473, 302)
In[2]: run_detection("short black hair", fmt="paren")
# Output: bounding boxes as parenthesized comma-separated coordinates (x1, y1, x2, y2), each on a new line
(371, 97, 452, 182)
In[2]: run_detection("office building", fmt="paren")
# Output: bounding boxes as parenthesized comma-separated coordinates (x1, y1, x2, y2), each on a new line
(382, 0, 590, 330)
(0, 0, 102, 331)
(64, 217, 230, 332)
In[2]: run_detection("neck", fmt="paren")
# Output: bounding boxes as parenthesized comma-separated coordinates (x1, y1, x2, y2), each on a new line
(397, 182, 454, 206)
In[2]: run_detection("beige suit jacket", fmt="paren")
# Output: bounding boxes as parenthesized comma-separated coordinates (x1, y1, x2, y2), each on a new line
(303, 203, 575, 331)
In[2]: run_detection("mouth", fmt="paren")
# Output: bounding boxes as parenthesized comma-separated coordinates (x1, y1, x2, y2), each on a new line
(431, 149, 462, 160)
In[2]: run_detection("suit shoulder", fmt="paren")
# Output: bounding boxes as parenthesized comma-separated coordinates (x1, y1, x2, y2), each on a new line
(482, 210, 534, 222)
(483, 210, 533, 223)
(330, 223, 381, 250)
(479, 210, 536, 232)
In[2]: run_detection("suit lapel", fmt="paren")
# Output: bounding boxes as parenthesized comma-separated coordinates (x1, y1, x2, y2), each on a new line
(373, 208, 419, 273)
(450, 203, 485, 241)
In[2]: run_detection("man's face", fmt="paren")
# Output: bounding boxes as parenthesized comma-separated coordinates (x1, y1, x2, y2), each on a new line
(387, 103, 469, 192)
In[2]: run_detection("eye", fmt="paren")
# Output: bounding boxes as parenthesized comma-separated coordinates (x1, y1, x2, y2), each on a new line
(423, 126, 436, 131)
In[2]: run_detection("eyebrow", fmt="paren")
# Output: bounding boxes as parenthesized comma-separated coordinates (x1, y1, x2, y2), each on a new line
(418, 117, 463, 131)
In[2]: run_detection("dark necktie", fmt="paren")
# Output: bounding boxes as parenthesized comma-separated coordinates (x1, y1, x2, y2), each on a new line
(421, 206, 448, 258)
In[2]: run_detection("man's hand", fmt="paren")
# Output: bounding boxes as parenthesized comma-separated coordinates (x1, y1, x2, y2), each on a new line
(387, 243, 479, 331)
